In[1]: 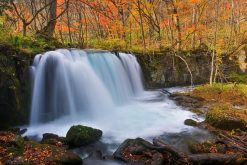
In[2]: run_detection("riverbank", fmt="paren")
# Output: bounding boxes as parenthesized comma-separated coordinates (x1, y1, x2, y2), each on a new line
(169, 83, 247, 158)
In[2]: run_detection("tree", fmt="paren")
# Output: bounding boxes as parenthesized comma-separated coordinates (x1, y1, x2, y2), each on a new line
(39, 0, 70, 38)
(209, 0, 220, 85)
(10, 0, 53, 36)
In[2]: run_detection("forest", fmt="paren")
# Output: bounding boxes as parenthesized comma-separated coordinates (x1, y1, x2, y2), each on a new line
(0, 0, 247, 165)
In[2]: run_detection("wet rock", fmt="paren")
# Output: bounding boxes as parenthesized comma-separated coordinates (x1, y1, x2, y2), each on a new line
(189, 141, 227, 154)
(86, 150, 104, 160)
(55, 151, 83, 165)
(169, 94, 204, 109)
(113, 138, 191, 165)
(41, 133, 67, 147)
(66, 125, 102, 147)
(184, 119, 198, 127)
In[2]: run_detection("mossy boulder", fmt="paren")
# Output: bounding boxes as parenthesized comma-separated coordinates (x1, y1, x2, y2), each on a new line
(184, 119, 198, 126)
(66, 125, 102, 147)
(205, 106, 246, 131)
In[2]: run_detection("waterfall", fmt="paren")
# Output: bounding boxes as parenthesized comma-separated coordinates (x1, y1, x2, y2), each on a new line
(27, 49, 196, 143)
(30, 49, 144, 124)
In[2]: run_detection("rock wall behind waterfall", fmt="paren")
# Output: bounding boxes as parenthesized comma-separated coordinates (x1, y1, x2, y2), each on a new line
(136, 47, 242, 88)
(0, 44, 32, 129)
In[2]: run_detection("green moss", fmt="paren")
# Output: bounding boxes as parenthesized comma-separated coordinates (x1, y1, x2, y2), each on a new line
(229, 72, 247, 83)
(191, 109, 203, 114)
(184, 119, 197, 126)
(66, 125, 102, 147)
(195, 83, 247, 95)
(205, 106, 246, 130)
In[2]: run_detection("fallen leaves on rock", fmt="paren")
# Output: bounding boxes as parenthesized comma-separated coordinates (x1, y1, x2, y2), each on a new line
(0, 131, 78, 165)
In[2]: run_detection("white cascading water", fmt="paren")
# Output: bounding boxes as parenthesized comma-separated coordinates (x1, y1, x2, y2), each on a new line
(27, 49, 196, 143)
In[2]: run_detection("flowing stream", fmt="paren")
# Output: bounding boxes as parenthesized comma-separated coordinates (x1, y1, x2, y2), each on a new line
(26, 49, 211, 153)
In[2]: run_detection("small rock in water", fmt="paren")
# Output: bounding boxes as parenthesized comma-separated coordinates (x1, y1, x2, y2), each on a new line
(66, 125, 103, 147)
(184, 119, 198, 127)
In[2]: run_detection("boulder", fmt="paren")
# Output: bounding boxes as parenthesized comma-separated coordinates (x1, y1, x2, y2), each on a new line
(113, 138, 191, 165)
(169, 94, 204, 109)
(205, 107, 246, 131)
(66, 125, 102, 147)
(41, 133, 67, 147)
(184, 119, 198, 127)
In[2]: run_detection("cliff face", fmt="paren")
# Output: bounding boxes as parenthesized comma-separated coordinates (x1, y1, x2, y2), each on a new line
(136, 48, 243, 88)
(136, 49, 210, 88)
(0, 44, 32, 129)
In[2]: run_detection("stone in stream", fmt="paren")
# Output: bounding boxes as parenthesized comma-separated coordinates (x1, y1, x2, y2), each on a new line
(184, 119, 198, 127)
(66, 125, 103, 147)
(113, 138, 192, 165)
(41, 133, 67, 147)
(169, 93, 204, 109)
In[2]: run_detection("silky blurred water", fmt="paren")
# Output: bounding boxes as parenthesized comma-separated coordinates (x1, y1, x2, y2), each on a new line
(27, 49, 198, 145)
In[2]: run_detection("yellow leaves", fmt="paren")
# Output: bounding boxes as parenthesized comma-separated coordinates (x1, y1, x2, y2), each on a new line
(0, 16, 6, 25)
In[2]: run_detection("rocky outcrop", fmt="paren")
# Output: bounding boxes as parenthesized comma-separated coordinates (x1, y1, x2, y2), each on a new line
(136, 47, 213, 88)
(136, 46, 244, 88)
(113, 138, 191, 165)
(169, 93, 205, 109)
(66, 125, 103, 147)
(0, 44, 33, 129)
(114, 138, 247, 165)
(230, 44, 247, 73)
(41, 133, 67, 147)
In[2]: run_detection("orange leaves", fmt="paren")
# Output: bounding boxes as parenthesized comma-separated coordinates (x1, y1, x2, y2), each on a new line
(0, 132, 16, 143)
(21, 144, 53, 164)
(188, 0, 201, 5)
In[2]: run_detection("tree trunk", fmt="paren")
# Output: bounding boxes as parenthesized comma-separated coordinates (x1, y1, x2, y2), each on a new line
(210, 0, 219, 85)
(22, 22, 28, 36)
(45, 0, 57, 37)
(171, 0, 182, 50)
(191, 5, 197, 49)
(66, 4, 72, 44)
(137, 0, 146, 50)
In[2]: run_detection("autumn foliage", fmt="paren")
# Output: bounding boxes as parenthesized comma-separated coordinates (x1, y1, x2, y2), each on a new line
(0, 0, 245, 53)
